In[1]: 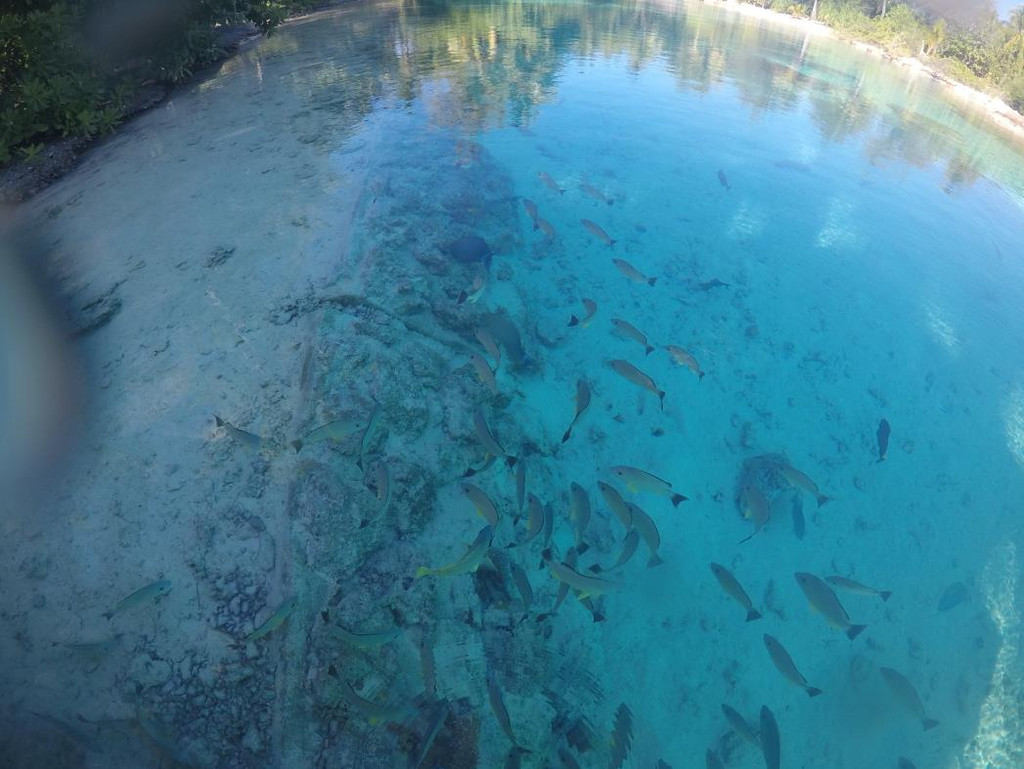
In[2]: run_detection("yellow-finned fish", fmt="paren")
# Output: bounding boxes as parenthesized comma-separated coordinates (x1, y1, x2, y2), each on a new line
(568, 298, 598, 328)
(522, 198, 539, 223)
(739, 482, 770, 543)
(474, 407, 516, 465)
(458, 273, 487, 305)
(763, 634, 823, 697)
(326, 615, 403, 648)
(825, 575, 892, 602)
(592, 528, 639, 573)
(461, 483, 500, 527)
(608, 360, 665, 411)
(214, 416, 261, 450)
(475, 327, 502, 368)
(581, 219, 616, 247)
(562, 379, 592, 443)
(487, 670, 527, 748)
(245, 596, 299, 642)
(597, 481, 633, 530)
(292, 416, 368, 453)
(709, 563, 762, 621)
(665, 345, 705, 379)
(779, 463, 830, 507)
(612, 318, 654, 356)
(535, 217, 556, 239)
(609, 465, 686, 507)
(359, 401, 384, 465)
(514, 493, 544, 546)
(579, 182, 613, 206)
(542, 549, 619, 599)
(103, 578, 172, 620)
(879, 667, 940, 731)
(795, 572, 867, 640)
(509, 560, 533, 618)
(625, 502, 664, 568)
(569, 482, 591, 553)
(469, 354, 498, 395)
(416, 526, 493, 578)
(374, 461, 391, 516)
(612, 258, 655, 286)
(537, 546, 577, 621)
(335, 674, 417, 725)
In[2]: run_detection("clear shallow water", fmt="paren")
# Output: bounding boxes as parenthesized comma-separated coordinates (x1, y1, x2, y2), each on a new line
(4, 1, 1024, 767)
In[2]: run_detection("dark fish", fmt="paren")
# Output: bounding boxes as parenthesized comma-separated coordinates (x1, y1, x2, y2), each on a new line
(504, 746, 530, 769)
(562, 379, 592, 443)
(759, 705, 780, 769)
(898, 759, 918, 769)
(444, 234, 492, 267)
(697, 278, 730, 291)
(482, 312, 526, 366)
(538, 171, 564, 194)
(879, 667, 940, 731)
(794, 572, 867, 640)
(609, 703, 633, 769)
(522, 198, 539, 222)
(721, 704, 760, 745)
(412, 698, 450, 769)
(536, 546, 577, 621)
(718, 169, 730, 190)
(535, 217, 556, 238)
(579, 182, 613, 205)
(877, 418, 891, 462)
(710, 563, 761, 621)
(792, 493, 805, 540)
(581, 219, 616, 247)
(706, 749, 725, 769)
(938, 581, 968, 612)
(516, 456, 527, 514)
(764, 634, 823, 697)
(568, 297, 598, 328)
(655, 761, 673, 769)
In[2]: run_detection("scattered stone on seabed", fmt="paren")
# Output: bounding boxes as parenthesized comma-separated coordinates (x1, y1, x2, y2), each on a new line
(206, 245, 236, 268)
(68, 281, 124, 337)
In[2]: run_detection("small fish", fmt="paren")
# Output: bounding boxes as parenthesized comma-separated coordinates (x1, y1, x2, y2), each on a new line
(514, 493, 545, 546)
(469, 353, 498, 395)
(579, 182, 613, 205)
(597, 481, 634, 530)
(103, 578, 172, 620)
(709, 563, 762, 621)
(475, 327, 502, 368)
(795, 572, 867, 640)
(474, 407, 516, 465)
(56, 634, 124, 659)
(569, 483, 591, 553)
(825, 575, 892, 602)
(542, 549, 619, 599)
(721, 704, 760, 745)
(697, 278, 730, 291)
(458, 273, 487, 305)
(245, 596, 299, 642)
(625, 502, 664, 567)
(461, 483, 500, 527)
(612, 318, 654, 355)
(487, 670, 527, 748)
(214, 416, 261, 450)
(541, 502, 554, 548)
(612, 257, 654, 285)
(291, 416, 368, 453)
(759, 705, 780, 769)
(568, 298, 598, 328)
(359, 402, 384, 465)
(739, 482, 770, 543)
(558, 745, 583, 769)
(515, 457, 527, 514)
(416, 525, 494, 578)
(509, 560, 533, 618)
(938, 581, 968, 612)
(419, 630, 437, 695)
(562, 379, 592, 443)
(779, 463, 830, 507)
(592, 528, 640, 573)
(581, 219, 615, 247)
(608, 360, 665, 411)
(898, 758, 918, 769)
(374, 461, 391, 516)
(332, 623, 403, 648)
(880, 667, 939, 730)
(763, 634, 822, 697)
(665, 345, 705, 379)
(412, 697, 450, 769)
(336, 676, 417, 725)
(538, 171, 564, 194)
(877, 418, 891, 462)
(706, 749, 725, 769)
(535, 217, 556, 238)
(609, 703, 633, 769)
(537, 546, 578, 621)
(717, 169, 730, 190)
(522, 198, 539, 222)
(609, 465, 686, 506)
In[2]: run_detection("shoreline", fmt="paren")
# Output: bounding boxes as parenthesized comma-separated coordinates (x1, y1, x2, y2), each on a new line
(703, 0, 1024, 144)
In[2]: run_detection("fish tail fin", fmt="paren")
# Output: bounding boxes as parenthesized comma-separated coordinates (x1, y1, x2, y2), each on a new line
(532, 221, 540, 231)
(846, 624, 868, 640)
(592, 610, 606, 623)
(879, 591, 893, 602)
(698, 371, 706, 380)
(535, 612, 551, 623)
(457, 291, 468, 304)
(645, 345, 654, 356)
(577, 542, 589, 555)
(876, 456, 886, 463)
(102, 611, 113, 621)
(568, 315, 579, 327)
(540, 548, 553, 562)
(746, 609, 763, 622)
(588, 564, 603, 574)
(609, 239, 617, 248)
(671, 493, 687, 507)
(816, 494, 831, 508)
(807, 687, 824, 698)
(558, 188, 565, 195)
(922, 718, 940, 731)
(607, 199, 614, 206)
(647, 555, 664, 568)
(214, 415, 225, 427)
(505, 456, 517, 469)
(561, 427, 572, 443)
(415, 567, 432, 579)
(290, 439, 303, 453)
(648, 276, 657, 286)
(658, 391, 665, 411)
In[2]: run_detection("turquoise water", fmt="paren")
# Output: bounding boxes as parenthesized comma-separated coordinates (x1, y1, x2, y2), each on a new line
(4, 1, 1024, 767)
